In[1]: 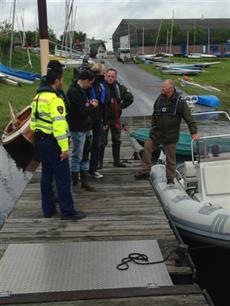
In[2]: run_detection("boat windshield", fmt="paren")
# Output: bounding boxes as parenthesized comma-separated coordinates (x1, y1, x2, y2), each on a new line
(181, 111, 230, 162)
(192, 134, 230, 163)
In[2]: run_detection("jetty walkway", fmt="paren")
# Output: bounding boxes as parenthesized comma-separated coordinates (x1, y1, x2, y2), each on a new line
(0, 117, 211, 305)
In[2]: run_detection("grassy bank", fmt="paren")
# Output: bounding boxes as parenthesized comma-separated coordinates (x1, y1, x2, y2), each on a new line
(1, 49, 230, 134)
(0, 48, 73, 134)
(139, 57, 230, 111)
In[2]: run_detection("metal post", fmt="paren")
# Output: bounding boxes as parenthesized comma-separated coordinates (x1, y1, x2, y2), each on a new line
(37, 0, 49, 75)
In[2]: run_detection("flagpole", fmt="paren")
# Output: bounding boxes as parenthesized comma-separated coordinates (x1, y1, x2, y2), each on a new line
(37, 0, 49, 75)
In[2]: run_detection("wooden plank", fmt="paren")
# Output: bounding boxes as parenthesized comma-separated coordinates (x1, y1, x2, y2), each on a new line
(0, 284, 204, 305)
(0, 129, 208, 305)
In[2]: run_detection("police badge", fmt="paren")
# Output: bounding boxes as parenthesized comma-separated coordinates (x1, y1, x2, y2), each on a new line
(57, 106, 64, 114)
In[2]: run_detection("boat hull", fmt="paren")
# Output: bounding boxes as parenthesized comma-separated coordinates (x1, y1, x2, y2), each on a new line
(1, 106, 34, 147)
(129, 129, 192, 157)
(150, 164, 230, 248)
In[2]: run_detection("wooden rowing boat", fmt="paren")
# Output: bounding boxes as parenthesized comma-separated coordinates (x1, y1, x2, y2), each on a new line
(1, 102, 34, 148)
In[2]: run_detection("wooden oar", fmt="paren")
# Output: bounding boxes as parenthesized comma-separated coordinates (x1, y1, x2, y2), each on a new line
(8, 101, 21, 129)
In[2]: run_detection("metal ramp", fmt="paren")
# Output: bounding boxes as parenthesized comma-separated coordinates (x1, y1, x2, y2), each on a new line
(0, 240, 173, 303)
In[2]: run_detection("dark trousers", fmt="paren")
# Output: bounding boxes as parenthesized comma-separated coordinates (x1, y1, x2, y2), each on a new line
(89, 119, 102, 172)
(99, 118, 122, 164)
(100, 118, 121, 146)
(35, 134, 76, 217)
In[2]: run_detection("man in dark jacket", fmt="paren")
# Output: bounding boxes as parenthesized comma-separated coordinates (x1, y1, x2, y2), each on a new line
(98, 67, 134, 168)
(135, 79, 199, 184)
(67, 70, 98, 191)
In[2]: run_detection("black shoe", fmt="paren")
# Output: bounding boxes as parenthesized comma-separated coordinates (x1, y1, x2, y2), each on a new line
(97, 162, 103, 169)
(43, 207, 58, 218)
(44, 213, 53, 218)
(135, 172, 149, 180)
(82, 185, 97, 192)
(113, 162, 126, 168)
(80, 171, 97, 192)
(61, 211, 86, 220)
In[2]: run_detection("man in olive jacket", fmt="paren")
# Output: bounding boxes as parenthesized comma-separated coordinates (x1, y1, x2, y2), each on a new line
(135, 79, 199, 184)
(98, 68, 134, 168)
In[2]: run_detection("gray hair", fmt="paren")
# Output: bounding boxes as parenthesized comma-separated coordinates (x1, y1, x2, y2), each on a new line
(162, 79, 175, 88)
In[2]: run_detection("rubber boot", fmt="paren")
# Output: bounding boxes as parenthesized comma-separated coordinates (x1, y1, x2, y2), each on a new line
(71, 172, 80, 193)
(112, 144, 126, 167)
(98, 145, 105, 169)
(80, 171, 96, 192)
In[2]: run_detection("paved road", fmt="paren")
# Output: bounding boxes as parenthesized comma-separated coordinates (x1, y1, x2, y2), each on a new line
(104, 57, 209, 117)
(105, 57, 161, 117)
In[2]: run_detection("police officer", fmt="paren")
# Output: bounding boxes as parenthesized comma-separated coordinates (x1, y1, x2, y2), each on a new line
(98, 68, 134, 168)
(135, 79, 200, 183)
(30, 67, 86, 220)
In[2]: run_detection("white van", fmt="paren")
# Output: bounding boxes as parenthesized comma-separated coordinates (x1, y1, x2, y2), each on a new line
(117, 48, 132, 63)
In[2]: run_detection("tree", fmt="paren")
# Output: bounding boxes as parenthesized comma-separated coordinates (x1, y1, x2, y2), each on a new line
(0, 20, 13, 55)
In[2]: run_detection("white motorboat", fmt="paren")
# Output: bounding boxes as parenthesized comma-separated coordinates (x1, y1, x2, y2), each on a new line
(150, 111, 230, 248)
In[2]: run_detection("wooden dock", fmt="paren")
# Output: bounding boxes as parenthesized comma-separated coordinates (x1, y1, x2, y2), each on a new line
(0, 121, 211, 305)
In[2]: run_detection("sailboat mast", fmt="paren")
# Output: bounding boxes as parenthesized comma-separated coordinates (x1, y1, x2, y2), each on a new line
(9, 0, 16, 68)
(153, 19, 163, 55)
(207, 27, 210, 54)
(142, 27, 144, 54)
(165, 29, 169, 53)
(37, 0, 49, 75)
(169, 10, 174, 54)
(186, 30, 189, 56)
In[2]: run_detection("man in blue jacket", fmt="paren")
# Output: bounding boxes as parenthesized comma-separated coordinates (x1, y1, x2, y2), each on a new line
(88, 63, 107, 179)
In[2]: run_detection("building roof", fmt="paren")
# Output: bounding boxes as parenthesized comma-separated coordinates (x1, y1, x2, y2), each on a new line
(113, 18, 230, 34)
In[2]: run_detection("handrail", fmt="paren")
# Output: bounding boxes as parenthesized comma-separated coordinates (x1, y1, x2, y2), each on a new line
(191, 134, 230, 163)
(192, 110, 230, 121)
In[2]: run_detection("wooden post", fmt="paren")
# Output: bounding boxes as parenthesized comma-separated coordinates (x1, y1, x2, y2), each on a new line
(37, 0, 49, 76)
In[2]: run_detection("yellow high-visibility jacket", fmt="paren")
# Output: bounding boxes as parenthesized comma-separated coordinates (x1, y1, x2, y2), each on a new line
(30, 91, 69, 152)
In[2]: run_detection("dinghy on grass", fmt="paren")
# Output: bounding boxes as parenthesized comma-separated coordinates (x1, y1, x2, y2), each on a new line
(0, 64, 40, 84)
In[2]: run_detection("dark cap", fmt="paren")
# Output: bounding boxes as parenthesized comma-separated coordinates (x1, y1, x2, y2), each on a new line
(78, 70, 94, 81)
(47, 60, 65, 72)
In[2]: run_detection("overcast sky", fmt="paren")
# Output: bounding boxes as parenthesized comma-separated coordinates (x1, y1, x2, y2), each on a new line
(0, 0, 229, 50)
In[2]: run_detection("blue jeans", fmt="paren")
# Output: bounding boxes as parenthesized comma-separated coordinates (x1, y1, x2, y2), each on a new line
(35, 135, 77, 218)
(71, 131, 91, 173)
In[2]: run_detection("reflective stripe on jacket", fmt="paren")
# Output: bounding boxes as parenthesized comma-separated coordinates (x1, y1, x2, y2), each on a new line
(30, 92, 69, 152)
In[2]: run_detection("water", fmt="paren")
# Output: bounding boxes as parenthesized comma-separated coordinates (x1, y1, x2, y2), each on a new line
(183, 235, 230, 306)
(0, 145, 37, 224)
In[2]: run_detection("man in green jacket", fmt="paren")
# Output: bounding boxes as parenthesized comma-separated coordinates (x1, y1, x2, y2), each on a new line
(135, 79, 199, 184)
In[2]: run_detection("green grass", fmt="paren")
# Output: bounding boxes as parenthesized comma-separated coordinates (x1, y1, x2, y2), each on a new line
(0, 48, 74, 134)
(1, 49, 230, 134)
(139, 56, 230, 111)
